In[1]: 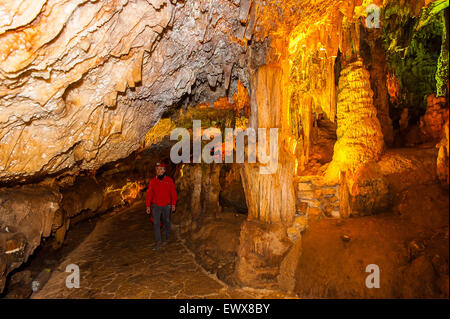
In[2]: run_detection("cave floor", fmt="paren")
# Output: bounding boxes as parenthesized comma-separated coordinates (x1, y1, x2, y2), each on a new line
(31, 202, 291, 299)
(295, 182, 449, 298)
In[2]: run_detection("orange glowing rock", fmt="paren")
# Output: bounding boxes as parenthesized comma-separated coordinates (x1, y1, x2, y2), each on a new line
(197, 103, 209, 109)
(213, 97, 234, 110)
(233, 80, 251, 117)
(105, 180, 146, 204)
(386, 71, 400, 104)
(121, 181, 146, 203)
(436, 120, 449, 185)
(420, 94, 449, 141)
(143, 118, 176, 149)
(325, 59, 384, 183)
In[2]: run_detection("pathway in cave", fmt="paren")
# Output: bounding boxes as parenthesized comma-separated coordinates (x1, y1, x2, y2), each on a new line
(31, 202, 290, 299)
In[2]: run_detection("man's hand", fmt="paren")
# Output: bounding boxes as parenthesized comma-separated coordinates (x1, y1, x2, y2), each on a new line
(146, 207, 151, 214)
(171, 205, 176, 213)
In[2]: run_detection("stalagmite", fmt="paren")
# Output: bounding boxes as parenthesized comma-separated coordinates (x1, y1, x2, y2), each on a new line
(437, 120, 449, 185)
(325, 59, 385, 183)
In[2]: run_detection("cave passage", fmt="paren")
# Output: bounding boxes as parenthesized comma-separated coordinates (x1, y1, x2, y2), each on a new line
(29, 202, 286, 299)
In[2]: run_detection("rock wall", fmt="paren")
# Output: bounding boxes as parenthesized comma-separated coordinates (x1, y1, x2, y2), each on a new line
(362, 27, 395, 146)
(0, 0, 255, 184)
(0, 185, 61, 292)
(173, 164, 222, 234)
(0, 144, 169, 293)
(437, 120, 449, 186)
(174, 163, 250, 285)
(296, 176, 341, 220)
(236, 220, 292, 289)
(219, 165, 248, 214)
(421, 94, 449, 142)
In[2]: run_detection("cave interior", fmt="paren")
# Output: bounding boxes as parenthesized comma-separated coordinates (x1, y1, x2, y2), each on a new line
(0, 0, 449, 299)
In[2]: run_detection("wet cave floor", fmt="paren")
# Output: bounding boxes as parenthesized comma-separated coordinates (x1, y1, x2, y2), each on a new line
(28, 202, 292, 299)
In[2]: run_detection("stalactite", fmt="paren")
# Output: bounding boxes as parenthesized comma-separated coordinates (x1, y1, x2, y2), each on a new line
(329, 59, 337, 123)
(288, 51, 338, 170)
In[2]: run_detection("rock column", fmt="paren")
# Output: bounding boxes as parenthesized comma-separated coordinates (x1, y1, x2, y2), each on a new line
(236, 64, 298, 289)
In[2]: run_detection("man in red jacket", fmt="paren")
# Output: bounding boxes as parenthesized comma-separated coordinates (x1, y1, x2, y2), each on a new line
(145, 162, 177, 250)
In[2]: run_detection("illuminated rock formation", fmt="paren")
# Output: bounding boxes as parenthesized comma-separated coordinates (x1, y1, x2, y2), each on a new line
(0, 185, 61, 292)
(437, 120, 449, 185)
(236, 64, 298, 288)
(325, 59, 385, 183)
(421, 94, 449, 141)
(364, 28, 395, 146)
(0, 0, 251, 184)
(239, 65, 296, 225)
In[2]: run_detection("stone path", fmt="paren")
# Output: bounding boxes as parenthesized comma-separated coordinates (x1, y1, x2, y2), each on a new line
(32, 202, 293, 299)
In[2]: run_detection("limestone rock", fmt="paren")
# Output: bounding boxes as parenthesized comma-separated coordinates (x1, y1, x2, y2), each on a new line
(277, 237, 302, 293)
(235, 220, 292, 288)
(348, 162, 391, 216)
(287, 227, 301, 243)
(307, 206, 323, 223)
(436, 120, 449, 185)
(174, 163, 223, 232)
(219, 165, 248, 214)
(325, 59, 385, 183)
(297, 182, 313, 192)
(0, 185, 61, 292)
(0, 0, 251, 184)
(298, 190, 315, 200)
(292, 215, 308, 233)
(420, 94, 449, 141)
(61, 177, 104, 219)
(240, 64, 297, 226)
(296, 201, 308, 215)
(378, 148, 439, 194)
(3, 269, 33, 299)
(308, 119, 338, 165)
(364, 27, 395, 146)
(185, 211, 246, 285)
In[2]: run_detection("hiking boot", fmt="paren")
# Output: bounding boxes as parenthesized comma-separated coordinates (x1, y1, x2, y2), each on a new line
(152, 242, 162, 251)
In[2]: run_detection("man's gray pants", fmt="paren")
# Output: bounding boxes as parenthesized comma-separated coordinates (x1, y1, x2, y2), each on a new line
(151, 204, 171, 242)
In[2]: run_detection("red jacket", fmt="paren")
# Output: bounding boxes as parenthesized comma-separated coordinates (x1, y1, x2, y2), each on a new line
(145, 176, 178, 207)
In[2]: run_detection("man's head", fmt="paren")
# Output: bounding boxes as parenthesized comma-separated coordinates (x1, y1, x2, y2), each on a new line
(156, 162, 166, 177)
